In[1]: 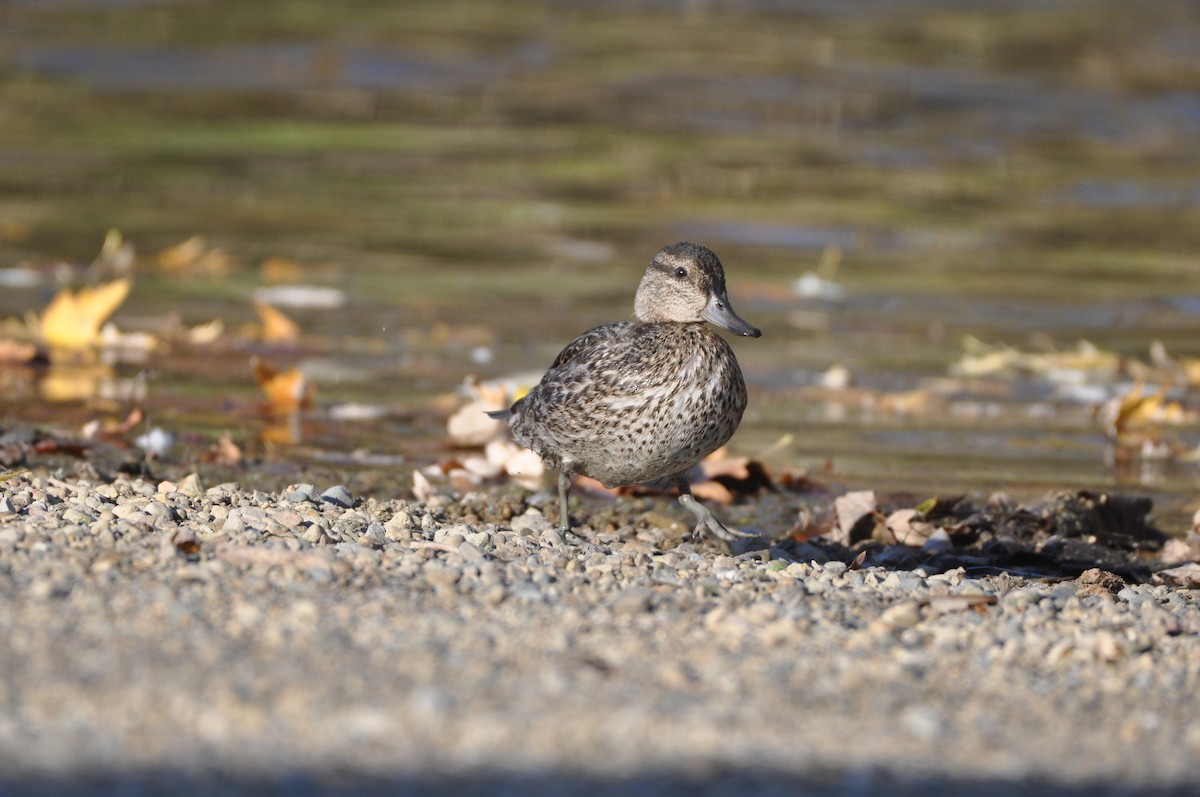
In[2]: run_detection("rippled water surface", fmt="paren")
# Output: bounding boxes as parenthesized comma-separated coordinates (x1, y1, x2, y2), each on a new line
(2, 0, 1200, 527)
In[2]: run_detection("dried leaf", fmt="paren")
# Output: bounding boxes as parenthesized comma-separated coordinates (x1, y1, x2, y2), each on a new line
(412, 469, 436, 504)
(1104, 381, 1190, 440)
(827, 490, 876, 546)
(260, 419, 300, 445)
(208, 432, 242, 466)
(951, 336, 1119, 381)
(40, 278, 131, 349)
(92, 228, 135, 277)
(0, 338, 38, 363)
(261, 256, 306, 282)
(0, 468, 29, 483)
(881, 508, 935, 547)
(253, 301, 300, 343)
(1155, 562, 1200, 588)
(690, 479, 735, 505)
(157, 236, 207, 272)
(185, 318, 225, 345)
(447, 399, 508, 446)
(252, 356, 313, 414)
(156, 236, 232, 276)
(503, 446, 545, 490)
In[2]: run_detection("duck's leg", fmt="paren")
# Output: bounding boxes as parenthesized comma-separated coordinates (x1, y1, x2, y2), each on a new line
(674, 472, 755, 542)
(557, 470, 573, 533)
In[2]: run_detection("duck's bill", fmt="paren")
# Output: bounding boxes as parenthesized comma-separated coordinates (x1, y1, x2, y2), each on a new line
(704, 294, 762, 338)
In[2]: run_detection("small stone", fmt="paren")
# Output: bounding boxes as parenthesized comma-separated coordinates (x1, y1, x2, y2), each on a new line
(320, 485, 355, 508)
(458, 540, 486, 563)
(465, 530, 491, 549)
(270, 509, 304, 530)
(29, 578, 68, 600)
(424, 564, 461, 588)
(177, 473, 204, 497)
(111, 502, 146, 519)
(511, 509, 552, 536)
(358, 522, 388, 548)
(821, 561, 848, 577)
(611, 587, 655, 615)
(144, 501, 179, 523)
(0, 496, 15, 514)
(285, 484, 318, 504)
(1001, 588, 1042, 610)
(61, 507, 95, 524)
(785, 562, 810, 578)
(875, 601, 923, 631)
(1050, 582, 1078, 601)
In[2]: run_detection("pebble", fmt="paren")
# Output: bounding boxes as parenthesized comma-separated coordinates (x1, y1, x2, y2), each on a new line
(285, 484, 319, 504)
(0, 470, 1196, 791)
(320, 485, 355, 508)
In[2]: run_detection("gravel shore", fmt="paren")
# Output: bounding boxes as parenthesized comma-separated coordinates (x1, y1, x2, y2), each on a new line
(1, 472, 1198, 796)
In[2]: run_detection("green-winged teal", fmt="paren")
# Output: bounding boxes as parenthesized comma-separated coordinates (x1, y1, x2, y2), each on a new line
(490, 241, 761, 541)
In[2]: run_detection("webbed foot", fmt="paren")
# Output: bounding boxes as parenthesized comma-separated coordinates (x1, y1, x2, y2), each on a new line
(678, 492, 755, 542)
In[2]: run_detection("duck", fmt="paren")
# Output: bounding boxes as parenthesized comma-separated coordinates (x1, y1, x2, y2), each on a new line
(490, 241, 761, 542)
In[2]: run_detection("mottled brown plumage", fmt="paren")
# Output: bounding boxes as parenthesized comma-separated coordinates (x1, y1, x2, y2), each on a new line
(491, 242, 761, 541)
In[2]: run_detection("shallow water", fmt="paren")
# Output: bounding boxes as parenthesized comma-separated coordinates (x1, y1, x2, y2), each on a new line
(2, 0, 1200, 528)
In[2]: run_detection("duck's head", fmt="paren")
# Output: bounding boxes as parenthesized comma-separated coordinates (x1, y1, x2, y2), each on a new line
(633, 242, 761, 338)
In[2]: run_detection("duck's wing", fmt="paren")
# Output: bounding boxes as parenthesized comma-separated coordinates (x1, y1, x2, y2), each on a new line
(536, 322, 651, 399)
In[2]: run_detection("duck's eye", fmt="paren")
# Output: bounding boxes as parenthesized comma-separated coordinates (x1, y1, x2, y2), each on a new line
(674, 267, 687, 278)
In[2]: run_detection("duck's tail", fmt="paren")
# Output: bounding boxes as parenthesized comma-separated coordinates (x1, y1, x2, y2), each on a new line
(485, 409, 512, 421)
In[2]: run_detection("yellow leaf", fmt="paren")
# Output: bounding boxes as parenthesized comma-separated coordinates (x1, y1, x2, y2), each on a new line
(40, 278, 131, 349)
(1107, 382, 1190, 438)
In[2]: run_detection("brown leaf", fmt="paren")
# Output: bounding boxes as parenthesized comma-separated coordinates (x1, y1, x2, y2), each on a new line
(208, 432, 242, 466)
(1154, 562, 1200, 588)
(827, 490, 876, 546)
(699, 450, 774, 496)
(880, 508, 935, 547)
(690, 479, 735, 505)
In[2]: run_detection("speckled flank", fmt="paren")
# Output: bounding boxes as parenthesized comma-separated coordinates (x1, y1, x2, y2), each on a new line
(498, 242, 760, 537)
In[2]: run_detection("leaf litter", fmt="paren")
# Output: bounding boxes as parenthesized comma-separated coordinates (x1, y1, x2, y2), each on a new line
(3, 231, 1200, 588)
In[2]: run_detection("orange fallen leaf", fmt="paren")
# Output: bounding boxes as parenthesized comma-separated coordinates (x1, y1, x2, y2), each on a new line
(40, 278, 131, 349)
(156, 236, 233, 276)
(252, 356, 313, 414)
(157, 236, 207, 272)
(261, 256, 306, 282)
(260, 419, 301, 445)
(253, 301, 300, 343)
